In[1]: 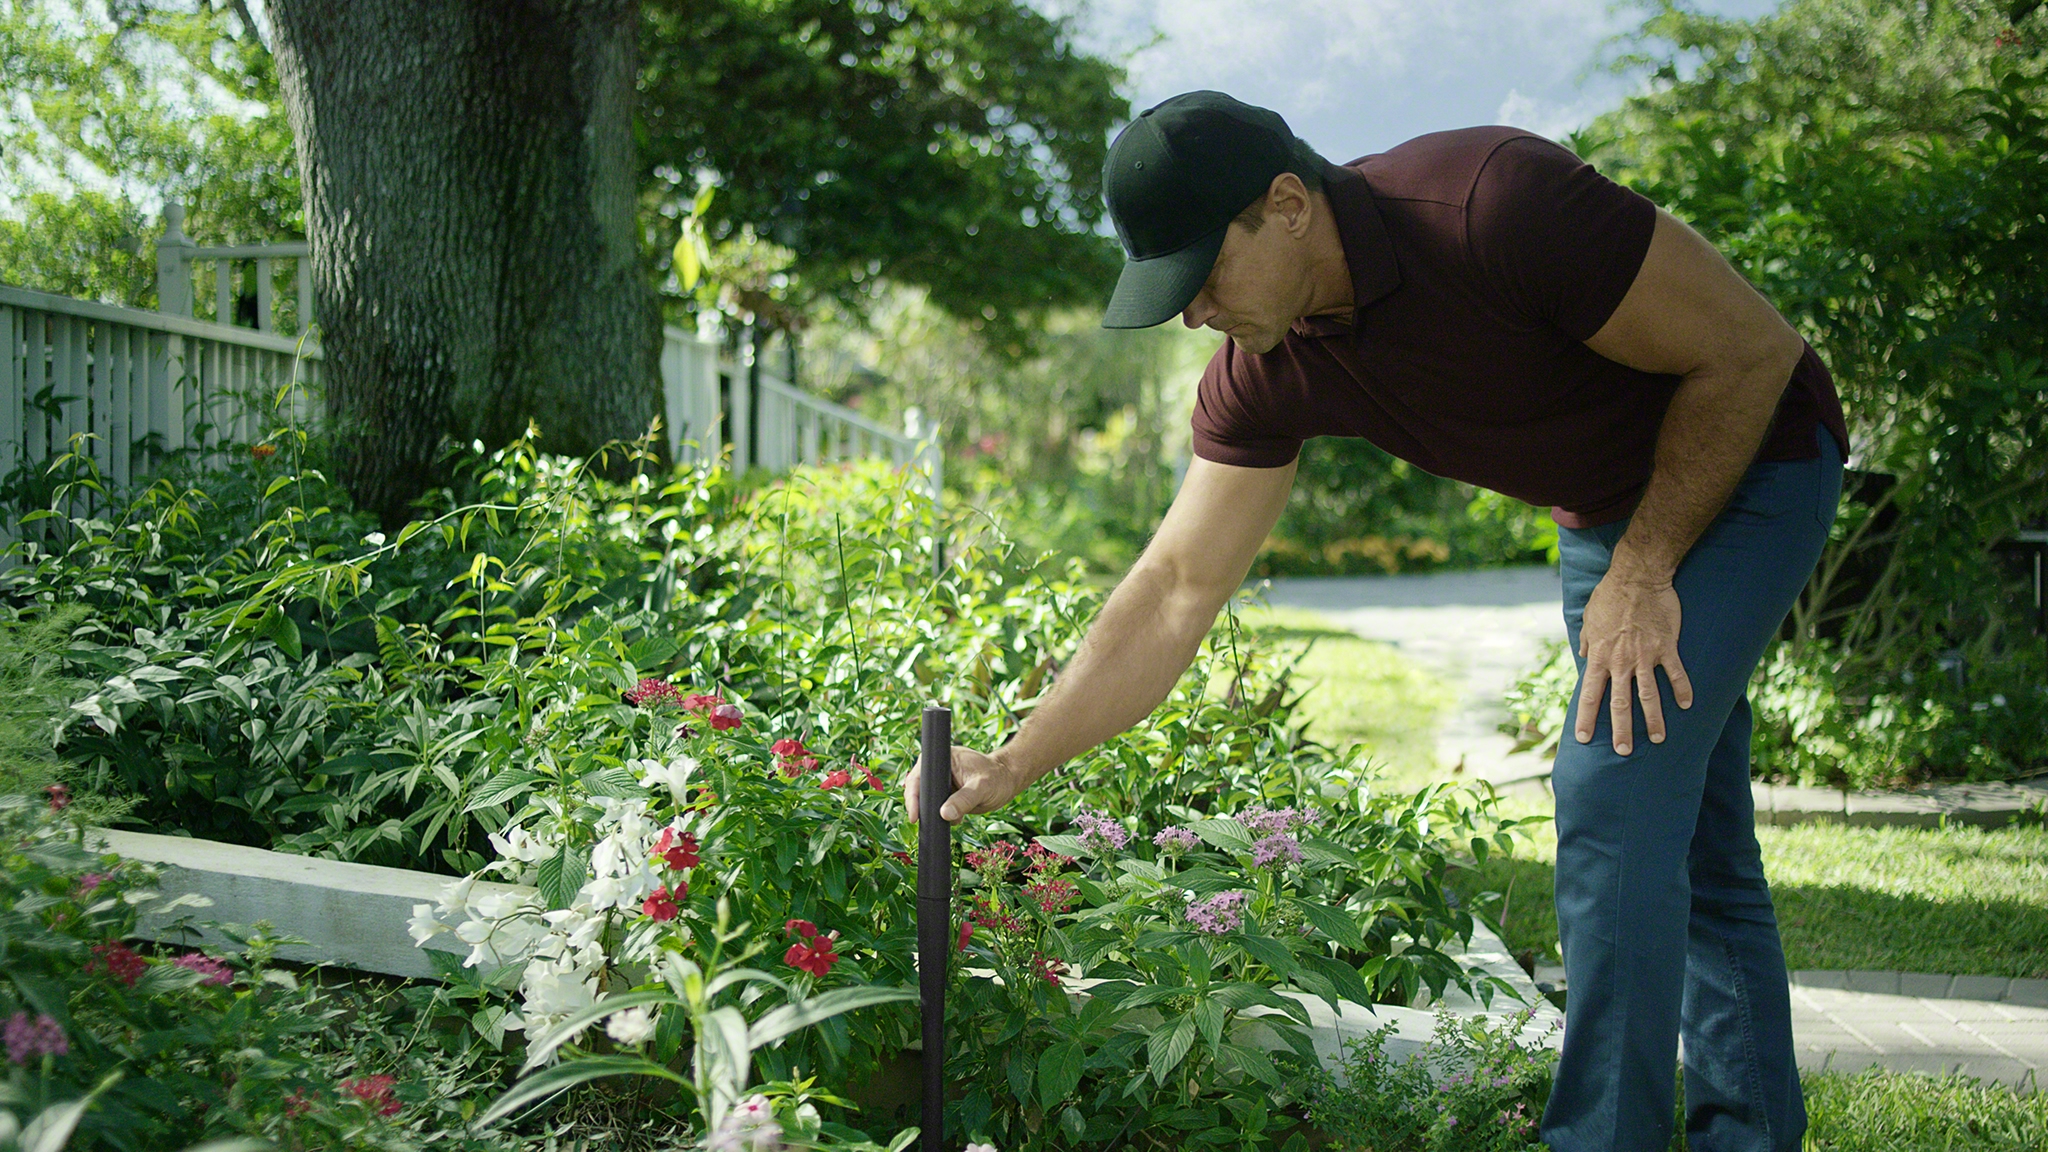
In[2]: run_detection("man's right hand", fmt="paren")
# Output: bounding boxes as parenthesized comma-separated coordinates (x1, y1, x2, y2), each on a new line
(902, 746, 1023, 824)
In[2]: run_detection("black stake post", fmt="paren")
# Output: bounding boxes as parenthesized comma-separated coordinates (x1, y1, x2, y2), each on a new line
(917, 706, 953, 1152)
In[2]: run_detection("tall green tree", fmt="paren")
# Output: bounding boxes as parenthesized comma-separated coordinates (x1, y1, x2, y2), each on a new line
(1585, 0, 2048, 686)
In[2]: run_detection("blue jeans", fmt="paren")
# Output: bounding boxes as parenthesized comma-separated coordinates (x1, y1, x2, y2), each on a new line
(1541, 431, 1842, 1152)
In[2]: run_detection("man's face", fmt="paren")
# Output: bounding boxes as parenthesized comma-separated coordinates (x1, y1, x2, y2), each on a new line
(1179, 212, 1306, 354)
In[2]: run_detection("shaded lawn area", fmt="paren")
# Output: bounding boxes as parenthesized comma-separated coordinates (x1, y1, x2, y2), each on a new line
(1450, 820, 2048, 979)
(1235, 604, 1455, 791)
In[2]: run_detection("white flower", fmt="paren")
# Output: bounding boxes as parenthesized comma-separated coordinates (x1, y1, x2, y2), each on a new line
(520, 957, 599, 1022)
(706, 1094, 782, 1152)
(640, 753, 697, 801)
(436, 873, 479, 916)
(455, 913, 546, 970)
(488, 826, 553, 864)
(472, 889, 543, 921)
(604, 1005, 657, 1046)
(407, 903, 447, 944)
(966, 1144, 999, 1152)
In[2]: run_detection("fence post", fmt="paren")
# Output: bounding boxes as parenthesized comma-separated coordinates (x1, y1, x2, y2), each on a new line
(156, 204, 194, 317)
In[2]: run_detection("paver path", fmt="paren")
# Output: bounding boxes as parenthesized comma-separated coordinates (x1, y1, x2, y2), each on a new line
(1258, 568, 2046, 1089)
(1256, 567, 1563, 788)
(1788, 985, 2047, 1087)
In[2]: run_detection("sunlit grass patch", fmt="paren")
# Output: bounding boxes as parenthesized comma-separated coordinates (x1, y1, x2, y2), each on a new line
(1233, 604, 1456, 792)
(1797, 1067, 2048, 1150)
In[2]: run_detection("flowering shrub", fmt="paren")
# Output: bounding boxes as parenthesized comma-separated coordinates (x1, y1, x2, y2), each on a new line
(0, 795, 529, 1150)
(1308, 1006, 1559, 1152)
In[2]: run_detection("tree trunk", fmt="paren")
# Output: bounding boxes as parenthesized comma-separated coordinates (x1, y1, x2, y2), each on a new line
(269, 0, 657, 526)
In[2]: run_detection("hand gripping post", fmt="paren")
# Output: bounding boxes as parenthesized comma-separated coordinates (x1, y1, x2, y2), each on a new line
(917, 706, 953, 1152)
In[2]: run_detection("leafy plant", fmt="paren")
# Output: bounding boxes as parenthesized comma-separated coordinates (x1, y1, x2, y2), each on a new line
(1307, 1007, 1557, 1152)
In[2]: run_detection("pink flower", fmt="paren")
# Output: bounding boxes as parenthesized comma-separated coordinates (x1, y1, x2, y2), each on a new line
(1251, 833, 1302, 869)
(642, 885, 682, 921)
(1071, 808, 1129, 853)
(1153, 826, 1199, 854)
(45, 783, 70, 811)
(1187, 891, 1248, 936)
(4, 1012, 68, 1064)
(652, 828, 700, 870)
(283, 1088, 316, 1117)
(625, 678, 685, 708)
(174, 953, 234, 986)
(956, 922, 973, 952)
(966, 841, 1019, 875)
(784, 932, 840, 977)
(74, 872, 107, 896)
(89, 941, 146, 987)
(343, 1073, 401, 1117)
(819, 769, 852, 790)
(709, 703, 744, 730)
(682, 692, 725, 713)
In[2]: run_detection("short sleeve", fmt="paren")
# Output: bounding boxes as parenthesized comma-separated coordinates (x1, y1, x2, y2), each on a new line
(1189, 341, 1303, 468)
(1466, 135, 1657, 342)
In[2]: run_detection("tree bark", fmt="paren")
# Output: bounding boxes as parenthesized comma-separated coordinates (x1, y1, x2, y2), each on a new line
(269, 0, 657, 526)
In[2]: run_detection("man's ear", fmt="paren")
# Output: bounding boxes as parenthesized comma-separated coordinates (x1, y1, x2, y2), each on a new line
(1269, 172, 1315, 238)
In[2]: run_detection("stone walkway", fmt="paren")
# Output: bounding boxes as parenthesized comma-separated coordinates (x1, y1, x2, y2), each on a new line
(1258, 568, 2046, 1089)
(1257, 568, 1563, 789)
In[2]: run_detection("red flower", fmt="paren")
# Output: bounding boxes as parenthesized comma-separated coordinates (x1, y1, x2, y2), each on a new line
(966, 841, 1019, 874)
(956, 922, 973, 952)
(175, 953, 234, 986)
(283, 1089, 316, 1118)
(784, 932, 840, 978)
(652, 828, 700, 870)
(625, 678, 685, 708)
(1026, 876, 1079, 914)
(891, 850, 913, 866)
(343, 1074, 401, 1117)
(709, 703, 744, 731)
(250, 443, 278, 461)
(683, 692, 726, 714)
(857, 762, 885, 791)
(89, 941, 146, 987)
(771, 738, 808, 757)
(1025, 842, 1075, 874)
(44, 783, 70, 812)
(1030, 954, 1068, 986)
(819, 769, 853, 790)
(771, 737, 818, 777)
(642, 885, 682, 921)
(785, 918, 819, 940)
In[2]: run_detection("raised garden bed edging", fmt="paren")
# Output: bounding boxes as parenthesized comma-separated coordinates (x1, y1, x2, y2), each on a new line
(88, 827, 1562, 1079)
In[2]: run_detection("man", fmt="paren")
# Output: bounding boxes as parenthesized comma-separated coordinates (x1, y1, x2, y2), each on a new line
(906, 91, 1846, 1152)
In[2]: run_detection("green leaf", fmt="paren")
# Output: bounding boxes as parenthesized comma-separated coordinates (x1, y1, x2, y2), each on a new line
(1147, 1014, 1198, 1085)
(477, 1056, 687, 1128)
(467, 768, 542, 812)
(1234, 933, 1298, 978)
(1190, 818, 1255, 854)
(1293, 899, 1366, 951)
(1037, 1039, 1085, 1109)
(537, 842, 586, 910)
(1208, 982, 1309, 1025)
(1192, 998, 1225, 1051)
(1300, 953, 1374, 1006)
(1034, 833, 1087, 857)
(746, 985, 919, 1049)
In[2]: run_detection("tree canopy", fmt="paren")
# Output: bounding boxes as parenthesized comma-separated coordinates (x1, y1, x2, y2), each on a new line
(0, 0, 1124, 335)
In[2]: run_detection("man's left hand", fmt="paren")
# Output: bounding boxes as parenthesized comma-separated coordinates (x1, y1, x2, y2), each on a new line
(1574, 573, 1694, 755)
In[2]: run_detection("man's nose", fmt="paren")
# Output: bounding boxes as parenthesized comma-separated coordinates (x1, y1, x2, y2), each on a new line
(1181, 294, 1214, 329)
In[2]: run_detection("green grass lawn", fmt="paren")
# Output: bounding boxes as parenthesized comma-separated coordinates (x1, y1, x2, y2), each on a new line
(1450, 817, 2048, 979)
(1236, 604, 1455, 791)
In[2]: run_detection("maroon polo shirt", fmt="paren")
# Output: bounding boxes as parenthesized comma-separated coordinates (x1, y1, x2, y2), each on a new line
(1189, 127, 1850, 528)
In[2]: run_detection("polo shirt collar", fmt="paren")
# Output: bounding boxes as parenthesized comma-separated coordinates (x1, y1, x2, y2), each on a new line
(1293, 161, 1400, 338)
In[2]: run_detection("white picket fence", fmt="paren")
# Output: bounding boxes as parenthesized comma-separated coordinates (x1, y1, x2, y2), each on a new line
(661, 324, 940, 492)
(1, 282, 320, 500)
(5, 234, 936, 563)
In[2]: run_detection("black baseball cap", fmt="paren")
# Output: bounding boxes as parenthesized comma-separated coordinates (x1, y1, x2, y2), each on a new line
(1100, 91, 1300, 329)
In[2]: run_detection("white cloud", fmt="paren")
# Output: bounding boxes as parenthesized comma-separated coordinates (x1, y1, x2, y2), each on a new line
(1046, 0, 1775, 159)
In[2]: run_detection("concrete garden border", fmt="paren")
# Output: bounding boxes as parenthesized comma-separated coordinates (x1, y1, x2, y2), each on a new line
(90, 827, 1562, 1077)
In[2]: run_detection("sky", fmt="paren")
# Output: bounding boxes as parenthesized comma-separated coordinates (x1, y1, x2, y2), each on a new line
(1052, 0, 1784, 162)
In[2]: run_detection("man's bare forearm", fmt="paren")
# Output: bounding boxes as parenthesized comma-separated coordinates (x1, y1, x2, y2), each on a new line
(993, 558, 1225, 788)
(1610, 349, 1803, 583)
